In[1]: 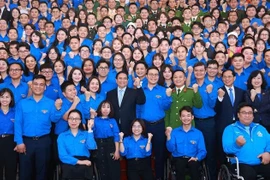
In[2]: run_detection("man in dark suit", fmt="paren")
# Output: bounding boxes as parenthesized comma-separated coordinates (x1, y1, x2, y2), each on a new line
(215, 69, 245, 164)
(0, 0, 10, 22)
(106, 71, 146, 135)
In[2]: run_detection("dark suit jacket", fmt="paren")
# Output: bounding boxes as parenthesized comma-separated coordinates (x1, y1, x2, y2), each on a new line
(106, 87, 146, 135)
(215, 86, 245, 133)
(1, 7, 11, 23)
(245, 89, 270, 126)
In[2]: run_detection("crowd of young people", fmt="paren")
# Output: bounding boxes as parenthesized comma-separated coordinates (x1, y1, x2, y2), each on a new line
(0, 0, 270, 180)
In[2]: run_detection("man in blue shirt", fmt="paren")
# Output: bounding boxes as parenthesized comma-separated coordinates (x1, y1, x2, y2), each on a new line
(166, 106, 207, 180)
(189, 62, 217, 180)
(139, 67, 172, 180)
(223, 102, 270, 180)
(231, 53, 250, 91)
(14, 75, 63, 180)
(0, 63, 29, 103)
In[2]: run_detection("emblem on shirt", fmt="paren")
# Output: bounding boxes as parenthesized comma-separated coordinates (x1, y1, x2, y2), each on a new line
(10, 118, 15, 122)
(53, 89, 58, 92)
(140, 145, 145, 149)
(41, 110, 48, 114)
(190, 140, 197, 144)
(21, 94, 26, 98)
(110, 124, 113, 128)
(156, 95, 161, 98)
(257, 131, 263, 137)
(80, 139, 86, 143)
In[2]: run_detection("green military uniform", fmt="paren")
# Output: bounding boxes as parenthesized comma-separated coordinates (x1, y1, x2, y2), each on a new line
(182, 22, 192, 33)
(165, 87, 203, 129)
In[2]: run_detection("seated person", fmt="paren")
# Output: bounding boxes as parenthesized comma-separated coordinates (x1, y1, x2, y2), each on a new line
(57, 109, 97, 180)
(222, 102, 270, 180)
(166, 106, 207, 180)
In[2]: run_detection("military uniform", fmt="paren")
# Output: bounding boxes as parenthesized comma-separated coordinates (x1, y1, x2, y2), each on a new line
(165, 87, 203, 129)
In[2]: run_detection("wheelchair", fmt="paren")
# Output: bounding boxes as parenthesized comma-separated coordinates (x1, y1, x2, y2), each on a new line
(218, 155, 264, 180)
(166, 155, 210, 180)
(54, 159, 99, 180)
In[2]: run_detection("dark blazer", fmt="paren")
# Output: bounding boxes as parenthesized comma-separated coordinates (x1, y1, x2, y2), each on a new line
(215, 86, 245, 133)
(1, 7, 11, 23)
(245, 89, 270, 126)
(106, 87, 146, 135)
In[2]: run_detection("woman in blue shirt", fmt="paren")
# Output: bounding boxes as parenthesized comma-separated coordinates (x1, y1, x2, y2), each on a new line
(57, 109, 97, 179)
(90, 100, 121, 180)
(67, 67, 86, 96)
(0, 88, 17, 180)
(80, 76, 105, 119)
(22, 55, 39, 83)
(119, 119, 153, 180)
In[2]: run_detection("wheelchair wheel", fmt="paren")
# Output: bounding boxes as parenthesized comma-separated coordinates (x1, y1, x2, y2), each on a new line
(218, 164, 231, 180)
(200, 161, 210, 180)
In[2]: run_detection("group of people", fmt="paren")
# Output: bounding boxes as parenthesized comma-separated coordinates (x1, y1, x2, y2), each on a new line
(0, 0, 270, 180)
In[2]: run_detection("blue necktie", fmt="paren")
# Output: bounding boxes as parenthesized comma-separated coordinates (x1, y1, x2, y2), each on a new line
(229, 88, 234, 105)
(118, 89, 124, 105)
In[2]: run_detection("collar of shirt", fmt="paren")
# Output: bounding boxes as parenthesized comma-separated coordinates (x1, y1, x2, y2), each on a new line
(118, 86, 127, 92)
(176, 85, 185, 93)
(179, 126, 195, 132)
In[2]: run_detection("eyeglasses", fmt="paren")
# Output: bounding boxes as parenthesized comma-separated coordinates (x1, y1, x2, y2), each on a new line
(68, 118, 81, 122)
(19, 50, 29, 53)
(32, 83, 45, 87)
(41, 71, 53, 74)
(148, 73, 159, 77)
(98, 66, 108, 70)
(9, 69, 22, 72)
(239, 111, 253, 116)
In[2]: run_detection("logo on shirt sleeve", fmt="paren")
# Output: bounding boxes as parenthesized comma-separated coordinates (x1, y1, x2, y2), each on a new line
(257, 131, 263, 137)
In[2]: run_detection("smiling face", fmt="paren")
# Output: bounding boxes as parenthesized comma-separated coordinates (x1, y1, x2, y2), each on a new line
(180, 110, 194, 126)
(251, 73, 263, 89)
(101, 102, 111, 117)
(68, 111, 82, 129)
(132, 121, 143, 136)
(238, 106, 254, 126)
(89, 78, 100, 93)
(0, 91, 12, 107)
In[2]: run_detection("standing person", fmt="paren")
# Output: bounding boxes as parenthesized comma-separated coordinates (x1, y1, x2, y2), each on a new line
(215, 69, 245, 164)
(119, 119, 153, 180)
(222, 102, 270, 180)
(0, 88, 17, 180)
(166, 106, 207, 180)
(14, 75, 63, 180)
(90, 100, 120, 180)
(57, 109, 97, 180)
(165, 70, 203, 129)
(0, 63, 29, 103)
(189, 62, 218, 180)
(106, 71, 146, 135)
(245, 70, 270, 133)
(139, 67, 172, 180)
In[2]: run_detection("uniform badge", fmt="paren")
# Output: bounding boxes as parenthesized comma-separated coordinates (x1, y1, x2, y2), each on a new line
(21, 94, 26, 98)
(156, 95, 161, 98)
(53, 89, 58, 92)
(80, 139, 86, 143)
(190, 140, 197, 144)
(110, 124, 113, 128)
(140, 145, 145, 149)
(257, 131, 263, 137)
(10, 118, 15, 122)
(41, 110, 48, 114)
